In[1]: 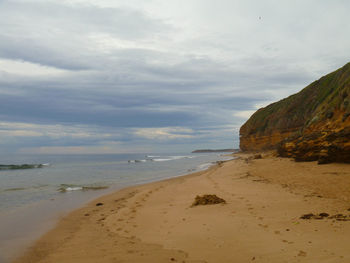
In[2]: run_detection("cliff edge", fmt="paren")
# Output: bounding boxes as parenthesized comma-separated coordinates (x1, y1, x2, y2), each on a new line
(240, 62, 350, 163)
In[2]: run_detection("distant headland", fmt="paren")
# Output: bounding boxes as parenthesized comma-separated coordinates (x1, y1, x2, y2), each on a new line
(191, 149, 238, 153)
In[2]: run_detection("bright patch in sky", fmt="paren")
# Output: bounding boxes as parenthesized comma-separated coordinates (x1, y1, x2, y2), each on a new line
(134, 127, 194, 140)
(234, 111, 256, 120)
(0, 59, 68, 76)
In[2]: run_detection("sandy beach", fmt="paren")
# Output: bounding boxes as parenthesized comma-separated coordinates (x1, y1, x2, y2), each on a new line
(14, 153, 350, 263)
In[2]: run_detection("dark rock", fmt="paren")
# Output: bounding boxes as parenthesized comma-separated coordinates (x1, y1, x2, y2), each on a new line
(0, 164, 45, 170)
(96, 202, 104, 206)
(318, 155, 332, 165)
(253, 154, 262, 159)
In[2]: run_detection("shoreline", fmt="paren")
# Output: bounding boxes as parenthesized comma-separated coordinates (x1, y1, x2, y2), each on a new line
(2, 153, 231, 262)
(13, 165, 215, 263)
(14, 153, 350, 262)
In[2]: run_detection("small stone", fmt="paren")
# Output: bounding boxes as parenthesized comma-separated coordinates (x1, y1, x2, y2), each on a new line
(96, 202, 104, 206)
(253, 154, 262, 159)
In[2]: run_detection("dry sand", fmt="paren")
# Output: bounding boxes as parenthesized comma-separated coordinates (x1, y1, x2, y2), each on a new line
(14, 153, 350, 262)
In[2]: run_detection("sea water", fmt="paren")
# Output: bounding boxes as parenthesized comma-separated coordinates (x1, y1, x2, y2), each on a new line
(0, 152, 234, 262)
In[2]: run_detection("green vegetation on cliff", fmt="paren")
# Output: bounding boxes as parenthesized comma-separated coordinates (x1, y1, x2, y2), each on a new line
(241, 62, 350, 137)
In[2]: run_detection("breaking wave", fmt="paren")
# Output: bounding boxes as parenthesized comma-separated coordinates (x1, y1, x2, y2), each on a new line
(128, 155, 195, 163)
(58, 184, 108, 193)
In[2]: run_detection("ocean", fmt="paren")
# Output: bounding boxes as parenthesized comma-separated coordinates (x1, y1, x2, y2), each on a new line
(0, 152, 234, 262)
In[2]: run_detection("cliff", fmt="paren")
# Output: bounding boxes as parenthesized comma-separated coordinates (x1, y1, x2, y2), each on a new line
(239, 62, 350, 163)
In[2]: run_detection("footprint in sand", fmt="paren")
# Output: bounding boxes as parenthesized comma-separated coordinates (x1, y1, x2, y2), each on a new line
(258, 224, 268, 228)
(298, 251, 307, 257)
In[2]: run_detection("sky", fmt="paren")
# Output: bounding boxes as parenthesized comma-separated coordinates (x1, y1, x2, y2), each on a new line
(0, 0, 349, 154)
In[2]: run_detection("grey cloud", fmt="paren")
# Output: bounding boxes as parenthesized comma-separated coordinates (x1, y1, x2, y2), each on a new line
(0, 1, 170, 70)
(0, 1, 167, 39)
(0, 0, 349, 153)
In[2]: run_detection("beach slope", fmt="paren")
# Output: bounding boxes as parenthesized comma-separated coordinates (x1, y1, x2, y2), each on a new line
(15, 154, 350, 262)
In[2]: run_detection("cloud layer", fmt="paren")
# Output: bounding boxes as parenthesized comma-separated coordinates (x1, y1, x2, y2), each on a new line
(0, 0, 349, 153)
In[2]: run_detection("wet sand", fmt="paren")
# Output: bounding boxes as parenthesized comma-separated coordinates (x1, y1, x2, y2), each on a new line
(14, 153, 350, 262)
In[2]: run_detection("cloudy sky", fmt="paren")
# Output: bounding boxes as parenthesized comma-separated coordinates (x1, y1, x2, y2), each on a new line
(0, 0, 349, 154)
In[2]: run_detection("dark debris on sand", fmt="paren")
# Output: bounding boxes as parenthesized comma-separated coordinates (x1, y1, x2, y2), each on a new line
(191, 194, 226, 207)
(300, 212, 350, 221)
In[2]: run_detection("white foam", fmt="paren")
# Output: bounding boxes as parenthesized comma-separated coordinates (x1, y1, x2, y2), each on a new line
(169, 155, 191, 159)
(152, 155, 193, 162)
(128, 159, 147, 163)
(197, 162, 215, 171)
(65, 187, 83, 191)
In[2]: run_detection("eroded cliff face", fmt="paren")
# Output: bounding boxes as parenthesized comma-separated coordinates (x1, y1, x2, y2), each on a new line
(239, 62, 350, 163)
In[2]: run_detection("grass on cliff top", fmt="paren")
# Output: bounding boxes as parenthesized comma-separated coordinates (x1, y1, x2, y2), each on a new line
(241, 62, 350, 136)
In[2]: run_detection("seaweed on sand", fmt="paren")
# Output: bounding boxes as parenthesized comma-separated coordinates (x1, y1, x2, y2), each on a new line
(191, 194, 226, 207)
